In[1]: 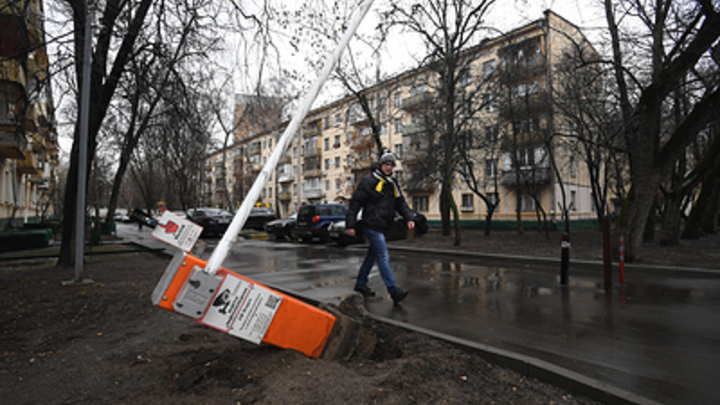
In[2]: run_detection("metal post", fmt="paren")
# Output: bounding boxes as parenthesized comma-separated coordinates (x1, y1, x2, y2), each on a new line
(602, 214, 612, 291)
(204, 0, 376, 274)
(71, 4, 93, 284)
(619, 235, 625, 285)
(560, 232, 569, 285)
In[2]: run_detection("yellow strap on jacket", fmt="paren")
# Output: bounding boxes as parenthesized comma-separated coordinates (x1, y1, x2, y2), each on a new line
(375, 177, 399, 198)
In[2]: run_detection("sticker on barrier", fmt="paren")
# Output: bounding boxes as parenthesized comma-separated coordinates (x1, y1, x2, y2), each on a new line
(151, 211, 203, 252)
(199, 273, 283, 344)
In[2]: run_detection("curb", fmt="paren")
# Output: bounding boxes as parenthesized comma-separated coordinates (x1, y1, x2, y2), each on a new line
(373, 315, 663, 405)
(387, 244, 720, 276)
(256, 280, 662, 405)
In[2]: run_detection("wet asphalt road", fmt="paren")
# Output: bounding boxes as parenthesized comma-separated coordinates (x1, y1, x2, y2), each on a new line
(119, 225, 720, 405)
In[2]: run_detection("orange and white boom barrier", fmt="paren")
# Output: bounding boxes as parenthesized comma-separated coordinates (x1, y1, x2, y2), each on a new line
(150, 0, 376, 358)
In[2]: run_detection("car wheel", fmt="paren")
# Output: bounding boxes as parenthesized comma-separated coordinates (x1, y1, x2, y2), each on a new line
(300, 236, 312, 243)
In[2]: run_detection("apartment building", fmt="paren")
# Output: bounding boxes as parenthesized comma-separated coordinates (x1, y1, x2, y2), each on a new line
(206, 11, 599, 225)
(0, 0, 59, 227)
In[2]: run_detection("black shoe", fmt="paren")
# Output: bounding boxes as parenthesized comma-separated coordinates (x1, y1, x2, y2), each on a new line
(391, 288, 408, 305)
(354, 285, 376, 298)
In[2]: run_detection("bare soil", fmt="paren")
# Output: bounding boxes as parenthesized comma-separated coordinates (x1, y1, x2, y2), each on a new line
(1, 228, 716, 405)
(0, 246, 606, 405)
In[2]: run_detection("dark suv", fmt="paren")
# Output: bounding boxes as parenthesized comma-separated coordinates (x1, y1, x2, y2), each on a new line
(293, 203, 347, 243)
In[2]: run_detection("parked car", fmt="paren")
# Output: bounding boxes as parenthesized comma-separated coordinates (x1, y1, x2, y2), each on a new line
(188, 207, 234, 237)
(113, 213, 130, 223)
(244, 207, 277, 230)
(293, 203, 348, 243)
(328, 209, 428, 246)
(266, 213, 297, 241)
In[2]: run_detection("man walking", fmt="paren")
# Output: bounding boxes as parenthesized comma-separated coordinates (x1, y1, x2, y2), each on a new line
(346, 152, 415, 305)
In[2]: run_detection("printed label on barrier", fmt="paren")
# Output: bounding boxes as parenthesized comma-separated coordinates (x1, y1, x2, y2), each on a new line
(228, 285, 283, 344)
(201, 275, 253, 332)
(151, 211, 203, 252)
(200, 273, 282, 344)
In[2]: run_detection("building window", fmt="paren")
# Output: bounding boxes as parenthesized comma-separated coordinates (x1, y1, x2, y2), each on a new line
(335, 178, 341, 191)
(522, 194, 536, 211)
(488, 192, 499, 206)
(394, 118, 403, 134)
(268, 187, 272, 199)
(411, 84, 428, 96)
(325, 180, 330, 192)
(334, 135, 340, 148)
(485, 125, 498, 143)
(324, 116, 330, 129)
(519, 148, 534, 167)
(393, 92, 402, 107)
(483, 93, 497, 112)
(268, 138, 273, 149)
(334, 113, 341, 127)
(482, 59, 496, 79)
(570, 156, 577, 177)
(394, 144, 403, 159)
(334, 156, 341, 169)
(324, 138, 329, 151)
(459, 68, 472, 86)
(461, 194, 474, 212)
(324, 159, 330, 171)
(412, 196, 429, 212)
(485, 159, 498, 179)
(293, 184, 297, 195)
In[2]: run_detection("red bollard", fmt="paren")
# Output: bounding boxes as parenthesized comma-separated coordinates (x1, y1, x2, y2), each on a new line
(619, 235, 625, 285)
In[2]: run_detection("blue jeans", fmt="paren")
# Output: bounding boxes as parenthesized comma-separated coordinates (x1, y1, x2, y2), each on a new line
(356, 228, 398, 293)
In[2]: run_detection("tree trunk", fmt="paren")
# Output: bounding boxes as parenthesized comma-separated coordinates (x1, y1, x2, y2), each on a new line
(683, 173, 719, 238)
(660, 191, 684, 245)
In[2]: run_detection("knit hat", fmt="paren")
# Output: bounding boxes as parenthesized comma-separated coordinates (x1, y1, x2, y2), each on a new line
(379, 152, 396, 166)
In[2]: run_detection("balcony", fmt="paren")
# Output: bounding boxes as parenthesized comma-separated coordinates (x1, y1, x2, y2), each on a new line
(498, 91, 550, 118)
(16, 150, 40, 176)
(303, 188, 324, 199)
(303, 125, 321, 138)
(304, 147, 322, 158)
(278, 173, 294, 183)
(0, 13, 30, 57)
(401, 92, 432, 112)
(501, 167, 551, 186)
(402, 122, 428, 136)
(278, 192, 292, 201)
(404, 176, 435, 193)
(304, 168, 322, 178)
(350, 111, 370, 127)
(0, 130, 26, 159)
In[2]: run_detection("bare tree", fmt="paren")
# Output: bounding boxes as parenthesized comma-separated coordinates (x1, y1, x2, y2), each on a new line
(604, 0, 720, 261)
(383, 0, 497, 245)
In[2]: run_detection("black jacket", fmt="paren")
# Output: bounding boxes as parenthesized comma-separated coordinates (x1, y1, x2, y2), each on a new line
(346, 162, 414, 233)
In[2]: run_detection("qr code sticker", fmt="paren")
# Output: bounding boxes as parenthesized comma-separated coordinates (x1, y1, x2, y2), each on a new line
(265, 294, 281, 310)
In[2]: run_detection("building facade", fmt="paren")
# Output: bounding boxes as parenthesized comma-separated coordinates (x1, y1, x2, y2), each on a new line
(205, 11, 600, 226)
(0, 0, 59, 227)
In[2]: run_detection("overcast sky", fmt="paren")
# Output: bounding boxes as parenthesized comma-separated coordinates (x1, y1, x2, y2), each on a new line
(53, 0, 609, 155)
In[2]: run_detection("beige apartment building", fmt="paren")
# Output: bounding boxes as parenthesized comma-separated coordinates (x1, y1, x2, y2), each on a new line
(205, 11, 600, 227)
(0, 0, 59, 227)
